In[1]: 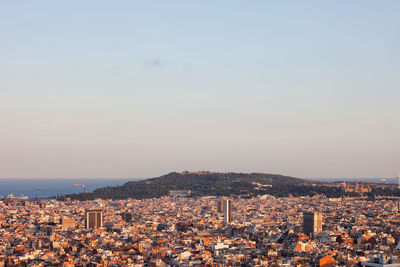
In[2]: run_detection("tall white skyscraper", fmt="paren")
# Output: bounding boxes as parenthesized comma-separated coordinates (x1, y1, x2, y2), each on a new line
(223, 199, 232, 224)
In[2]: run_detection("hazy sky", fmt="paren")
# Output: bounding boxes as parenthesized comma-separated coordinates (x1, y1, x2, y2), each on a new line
(1, 1, 399, 179)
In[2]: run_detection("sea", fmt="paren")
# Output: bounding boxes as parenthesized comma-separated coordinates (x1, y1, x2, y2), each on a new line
(308, 177, 398, 183)
(0, 178, 140, 198)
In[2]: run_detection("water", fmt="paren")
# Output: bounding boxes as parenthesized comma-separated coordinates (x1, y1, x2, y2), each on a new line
(308, 177, 398, 183)
(0, 178, 140, 198)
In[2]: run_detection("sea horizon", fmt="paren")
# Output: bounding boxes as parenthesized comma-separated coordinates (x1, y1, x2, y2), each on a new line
(0, 178, 141, 198)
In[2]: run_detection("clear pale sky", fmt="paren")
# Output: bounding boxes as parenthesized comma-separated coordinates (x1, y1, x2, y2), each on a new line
(1, 1, 399, 179)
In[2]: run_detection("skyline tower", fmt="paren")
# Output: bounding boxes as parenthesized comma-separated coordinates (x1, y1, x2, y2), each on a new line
(223, 199, 232, 224)
(303, 212, 322, 238)
(85, 209, 103, 229)
(217, 198, 225, 213)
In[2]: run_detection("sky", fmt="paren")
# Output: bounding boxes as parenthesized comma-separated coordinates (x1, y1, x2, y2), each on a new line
(0, 1, 399, 179)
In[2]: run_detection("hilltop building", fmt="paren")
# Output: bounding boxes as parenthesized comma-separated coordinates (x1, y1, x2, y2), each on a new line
(169, 190, 191, 197)
(342, 181, 371, 193)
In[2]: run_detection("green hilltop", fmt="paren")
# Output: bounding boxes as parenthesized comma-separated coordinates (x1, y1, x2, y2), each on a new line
(67, 171, 344, 200)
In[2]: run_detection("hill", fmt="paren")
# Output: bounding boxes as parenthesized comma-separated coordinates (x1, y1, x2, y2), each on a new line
(67, 171, 344, 200)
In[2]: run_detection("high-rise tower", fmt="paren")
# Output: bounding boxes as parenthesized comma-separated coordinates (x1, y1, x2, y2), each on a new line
(223, 199, 232, 224)
(303, 212, 322, 237)
(85, 209, 103, 229)
(217, 198, 225, 213)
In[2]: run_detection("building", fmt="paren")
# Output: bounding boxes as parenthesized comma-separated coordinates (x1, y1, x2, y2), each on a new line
(169, 190, 191, 197)
(122, 212, 132, 223)
(85, 209, 103, 229)
(61, 218, 76, 230)
(223, 199, 232, 224)
(343, 181, 371, 193)
(303, 212, 322, 237)
(217, 198, 224, 213)
(318, 255, 336, 267)
(361, 255, 400, 266)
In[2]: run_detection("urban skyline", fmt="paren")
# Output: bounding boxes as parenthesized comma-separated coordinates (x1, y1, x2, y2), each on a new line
(2, 1, 400, 266)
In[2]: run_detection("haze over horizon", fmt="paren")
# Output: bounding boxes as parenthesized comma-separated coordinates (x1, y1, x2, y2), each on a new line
(0, 171, 398, 180)
(1, 1, 399, 179)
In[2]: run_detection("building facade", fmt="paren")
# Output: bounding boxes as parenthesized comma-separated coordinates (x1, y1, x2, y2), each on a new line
(223, 199, 232, 224)
(85, 209, 103, 229)
(303, 212, 322, 237)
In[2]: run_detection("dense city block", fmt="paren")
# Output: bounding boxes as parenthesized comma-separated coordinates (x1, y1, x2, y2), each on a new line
(1, 194, 400, 266)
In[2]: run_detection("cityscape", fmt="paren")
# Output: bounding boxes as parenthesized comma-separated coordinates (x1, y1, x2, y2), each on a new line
(1, 1, 400, 266)
(2, 172, 400, 266)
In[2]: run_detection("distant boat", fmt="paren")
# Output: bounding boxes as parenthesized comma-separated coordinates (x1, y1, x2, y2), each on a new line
(380, 178, 387, 182)
(73, 184, 86, 188)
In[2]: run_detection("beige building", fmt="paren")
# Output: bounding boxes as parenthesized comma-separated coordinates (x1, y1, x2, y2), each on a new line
(85, 209, 103, 229)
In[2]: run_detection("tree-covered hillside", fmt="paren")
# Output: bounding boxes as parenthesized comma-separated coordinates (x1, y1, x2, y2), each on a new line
(67, 172, 344, 200)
